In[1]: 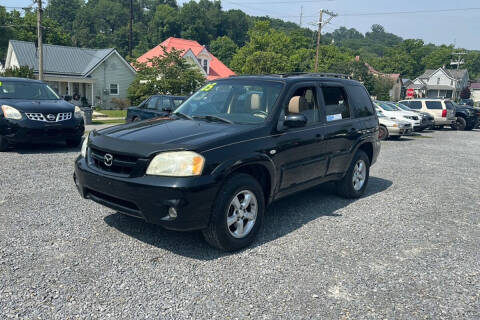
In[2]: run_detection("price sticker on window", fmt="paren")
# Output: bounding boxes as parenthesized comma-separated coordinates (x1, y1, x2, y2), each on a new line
(0, 82, 2, 87)
(201, 83, 216, 92)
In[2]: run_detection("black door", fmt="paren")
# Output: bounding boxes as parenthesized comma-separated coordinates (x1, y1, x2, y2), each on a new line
(318, 84, 359, 176)
(273, 82, 329, 190)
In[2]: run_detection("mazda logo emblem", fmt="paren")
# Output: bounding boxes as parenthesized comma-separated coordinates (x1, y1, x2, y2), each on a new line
(46, 114, 56, 121)
(104, 153, 113, 167)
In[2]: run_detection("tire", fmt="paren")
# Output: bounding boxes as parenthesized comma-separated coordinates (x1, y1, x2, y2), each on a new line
(378, 125, 388, 140)
(465, 124, 474, 131)
(452, 117, 466, 131)
(335, 150, 370, 199)
(436, 125, 444, 130)
(66, 137, 82, 148)
(0, 135, 9, 152)
(202, 173, 265, 251)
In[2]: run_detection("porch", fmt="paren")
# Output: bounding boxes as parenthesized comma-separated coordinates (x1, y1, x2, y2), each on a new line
(42, 75, 96, 106)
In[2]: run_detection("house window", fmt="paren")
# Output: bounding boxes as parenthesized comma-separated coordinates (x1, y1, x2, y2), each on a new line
(203, 60, 208, 73)
(450, 80, 453, 86)
(110, 83, 119, 95)
(437, 78, 440, 85)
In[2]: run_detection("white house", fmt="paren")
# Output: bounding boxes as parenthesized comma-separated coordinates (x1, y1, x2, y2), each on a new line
(4, 40, 136, 108)
(408, 67, 469, 100)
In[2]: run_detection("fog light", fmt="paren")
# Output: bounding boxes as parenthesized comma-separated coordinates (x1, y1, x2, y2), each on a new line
(168, 207, 178, 219)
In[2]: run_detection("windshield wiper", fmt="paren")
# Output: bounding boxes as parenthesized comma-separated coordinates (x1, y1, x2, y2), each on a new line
(193, 115, 233, 124)
(172, 112, 193, 120)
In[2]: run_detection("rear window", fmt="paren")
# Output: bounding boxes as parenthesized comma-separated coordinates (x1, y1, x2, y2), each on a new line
(426, 101, 442, 110)
(348, 85, 374, 117)
(445, 101, 455, 110)
(408, 101, 422, 110)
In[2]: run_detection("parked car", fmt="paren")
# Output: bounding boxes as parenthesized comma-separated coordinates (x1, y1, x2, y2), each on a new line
(451, 102, 479, 130)
(126, 95, 187, 122)
(376, 109, 412, 140)
(0, 77, 85, 151)
(74, 74, 380, 251)
(375, 101, 422, 131)
(398, 99, 456, 129)
(391, 101, 434, 131)
(459, 98, 474, 106)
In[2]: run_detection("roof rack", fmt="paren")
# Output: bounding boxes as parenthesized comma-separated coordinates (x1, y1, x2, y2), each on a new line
(273, 72, 353, 79)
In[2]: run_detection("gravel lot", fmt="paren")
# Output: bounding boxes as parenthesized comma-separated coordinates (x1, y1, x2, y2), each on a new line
(1, 129, 479, 319)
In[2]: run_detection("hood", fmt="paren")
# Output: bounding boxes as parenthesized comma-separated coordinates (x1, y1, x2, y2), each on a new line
(0, 99, 74, 113)
(91, 117, 254, 157)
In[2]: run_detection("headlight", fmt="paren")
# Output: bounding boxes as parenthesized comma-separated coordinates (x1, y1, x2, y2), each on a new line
(146, 151, 205, 176)
(392, 123, 398, 127)
(74, 106, 83, 119)
(1, 105, 22, 120)
(80, 134, 89, 157)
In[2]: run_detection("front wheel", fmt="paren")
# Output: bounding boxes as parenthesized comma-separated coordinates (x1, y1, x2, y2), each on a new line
(202, 173, 265, 251)
(336, 150, 370, 199)
(378, 125, 388, 140)
(452, 117, 466, 131)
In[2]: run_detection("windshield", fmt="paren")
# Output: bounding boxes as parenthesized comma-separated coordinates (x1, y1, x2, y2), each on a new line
(0, 80, 60, 100)
(377, 101, 399, 111)
(395, 103, 411, 111)
(174, 81, 284, 124)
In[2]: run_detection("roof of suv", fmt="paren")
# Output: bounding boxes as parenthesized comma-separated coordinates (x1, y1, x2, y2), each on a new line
(221, 73, 362, 86)
(0, 77, 43, 83)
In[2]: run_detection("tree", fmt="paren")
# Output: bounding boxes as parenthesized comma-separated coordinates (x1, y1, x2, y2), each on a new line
(45, 0, 82, 33)
(373, 77, 393, 100)
(421, 46, 452, 69)
(209, 36, 238, 66)
(128, 47, 205, 105)
(1, 66, 34, 78)
(460, 87, 471, 99)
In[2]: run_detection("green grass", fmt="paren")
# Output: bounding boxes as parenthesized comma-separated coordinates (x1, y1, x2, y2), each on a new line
(91, 119, 126, 125)
(96, 110, 127, 118)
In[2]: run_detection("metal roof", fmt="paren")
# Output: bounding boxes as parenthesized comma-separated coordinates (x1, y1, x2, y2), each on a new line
(419, 68, 468, 80)
(9, 40, 115, 76)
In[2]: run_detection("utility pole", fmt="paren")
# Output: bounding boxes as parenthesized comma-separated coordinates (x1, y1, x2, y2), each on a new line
(129, 0, 133, 57)
(299, 6, 303, 27)
(451, 52, 466, 70)
(314, 9, 337, 72)
(36, 0, 43, 81)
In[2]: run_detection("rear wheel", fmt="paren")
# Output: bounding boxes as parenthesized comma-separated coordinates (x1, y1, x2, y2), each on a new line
(66, 137, 82, 148)
(202, 173, 265, 251)
(378, 125, 388, 140)
(0, 135, 9, 152)
(335, 150, 370, 199)
(452, 117, 466, 131)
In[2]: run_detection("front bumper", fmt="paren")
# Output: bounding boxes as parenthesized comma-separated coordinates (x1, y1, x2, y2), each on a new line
(74, 156, 219, 231)
(0, 116, 84, 143)
(388, 126, 412, 135)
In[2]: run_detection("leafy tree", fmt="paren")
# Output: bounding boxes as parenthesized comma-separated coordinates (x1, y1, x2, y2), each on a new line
(45, 0, 82, 33)
(460, 87, 471, 99)
(0, 6, 15, 60)
(209, 36, 238, 66)
(128, 46, 205, 104)
(1, 66, 34, 78)
(373, 77, 393, 100)
(421, 46, 452, 69)
(146, 4, 181, 44)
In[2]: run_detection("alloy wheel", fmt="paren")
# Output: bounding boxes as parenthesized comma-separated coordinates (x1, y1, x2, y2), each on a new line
(226, 190, 258, 239)
(352, 160, 366, 191)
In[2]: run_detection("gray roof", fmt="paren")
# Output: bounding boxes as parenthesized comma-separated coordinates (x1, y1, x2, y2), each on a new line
(408, 83, 426, 90)
(9, 40, 115, 76)
(427, 85, 455, 90)
(419, 68, 468, 80)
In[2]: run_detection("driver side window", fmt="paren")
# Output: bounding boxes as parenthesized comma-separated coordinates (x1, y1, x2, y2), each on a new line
(285, 86, 319, 125)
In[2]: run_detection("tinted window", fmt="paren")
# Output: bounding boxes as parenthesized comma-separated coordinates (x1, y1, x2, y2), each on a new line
(156, 97, 170, 110)
(408, 101, 422, 110)
(0, 81, 59, 100)
(172, 98, 185, 108)
(445, 101, 454, 110)
(348, 85, 374, 117)
(426, 101, 442, 109)
(286, 86, 319, 125)
(147, 97, 159, 109)
(322, 86, 350, 121)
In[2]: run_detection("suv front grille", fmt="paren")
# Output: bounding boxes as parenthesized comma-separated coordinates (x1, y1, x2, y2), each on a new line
(89, 147, 138, 176)
(26, 112, 72, 122)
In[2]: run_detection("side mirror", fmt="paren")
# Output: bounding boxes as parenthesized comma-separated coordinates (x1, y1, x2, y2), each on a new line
(162, 106, 173, 113)
(284, 113, 307, 128)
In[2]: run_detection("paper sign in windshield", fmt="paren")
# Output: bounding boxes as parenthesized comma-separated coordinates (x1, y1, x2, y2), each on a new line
(201, 83, 216, 92)
(327, 114, 342, 122)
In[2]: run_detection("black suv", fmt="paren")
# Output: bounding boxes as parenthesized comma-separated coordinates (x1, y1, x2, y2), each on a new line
(0, 77, 85, 151)
(74, 74, 380, 251)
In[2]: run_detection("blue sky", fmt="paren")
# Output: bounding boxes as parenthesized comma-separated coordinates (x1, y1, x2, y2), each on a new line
(5, 0, 480, 50)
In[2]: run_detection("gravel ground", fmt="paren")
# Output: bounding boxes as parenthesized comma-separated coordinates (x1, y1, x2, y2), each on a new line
(1, 129, 479, 319)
